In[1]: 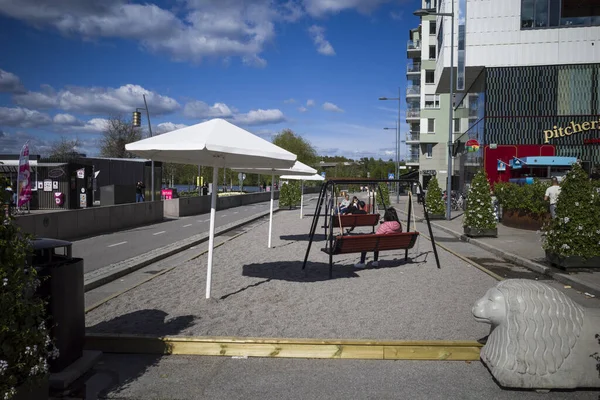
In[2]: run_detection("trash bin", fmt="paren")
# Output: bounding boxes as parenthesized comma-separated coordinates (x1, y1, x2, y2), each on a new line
(31, 238, 85, 373)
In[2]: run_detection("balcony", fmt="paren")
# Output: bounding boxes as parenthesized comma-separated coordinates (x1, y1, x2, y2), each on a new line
(407, 62, 421, 74)
(405, 156, 420, 165)
(406, 131, 420, 143)
(407, 40, 421, 55)
(406, 85, 421, 97)
(406, 108, 420, 120)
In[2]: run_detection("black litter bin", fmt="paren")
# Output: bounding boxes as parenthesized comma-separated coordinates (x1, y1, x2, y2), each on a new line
(31, 238, 85, 373)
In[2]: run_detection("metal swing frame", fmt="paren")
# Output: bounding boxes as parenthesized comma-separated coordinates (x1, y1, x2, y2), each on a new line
(302, 178, 441, 276)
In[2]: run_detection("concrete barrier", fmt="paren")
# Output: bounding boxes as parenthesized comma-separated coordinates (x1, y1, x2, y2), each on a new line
(163, 187, 321, 218)
(14, 201, 163, 241)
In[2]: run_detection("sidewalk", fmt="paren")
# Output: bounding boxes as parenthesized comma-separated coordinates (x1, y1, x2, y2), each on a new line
(390, 197, 600, 297)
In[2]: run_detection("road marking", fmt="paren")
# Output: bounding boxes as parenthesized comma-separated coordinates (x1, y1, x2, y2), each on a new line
(153, 231, 166, 236)
(183, 224, 192, 227)
(108, 241, 127, 248)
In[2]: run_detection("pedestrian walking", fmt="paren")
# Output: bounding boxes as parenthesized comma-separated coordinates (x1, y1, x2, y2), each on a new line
(544, 177, 561, 219)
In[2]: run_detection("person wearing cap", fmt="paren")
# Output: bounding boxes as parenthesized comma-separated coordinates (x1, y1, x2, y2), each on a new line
(544, 177, 561, 219)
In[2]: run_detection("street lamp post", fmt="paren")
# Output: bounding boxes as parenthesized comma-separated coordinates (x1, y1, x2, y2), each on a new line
(383, 123, 399, 201)
(414, 4, 455, 220)
(379, 87, 401, 204)
(133, 94, 155, 201)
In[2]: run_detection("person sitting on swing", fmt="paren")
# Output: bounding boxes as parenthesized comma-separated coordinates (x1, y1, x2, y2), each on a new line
(342, 197, 362, 214)
(355, 207, 402, 268)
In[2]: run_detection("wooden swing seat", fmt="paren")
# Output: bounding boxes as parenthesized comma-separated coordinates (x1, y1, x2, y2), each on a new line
(330, 213, 380, 229)
(321, 231, 419, 256)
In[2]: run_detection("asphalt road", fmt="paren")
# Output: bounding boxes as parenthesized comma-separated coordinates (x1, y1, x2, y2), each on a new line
(74, 200, 277, 274)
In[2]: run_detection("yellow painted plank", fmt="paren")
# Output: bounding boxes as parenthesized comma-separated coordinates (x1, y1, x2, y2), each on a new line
(384, 346, 481, 361)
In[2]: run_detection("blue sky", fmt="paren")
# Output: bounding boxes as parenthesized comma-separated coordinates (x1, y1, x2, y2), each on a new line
(0, 0, 419, 160)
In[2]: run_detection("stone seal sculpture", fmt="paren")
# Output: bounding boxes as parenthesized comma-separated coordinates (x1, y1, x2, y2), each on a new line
(472, 279, 600, 389)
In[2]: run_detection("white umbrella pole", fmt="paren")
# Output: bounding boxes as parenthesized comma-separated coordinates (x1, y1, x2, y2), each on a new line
(205, 166, 219, 299)
(300, 180, 304, 219)
(268, 174, 274, 248)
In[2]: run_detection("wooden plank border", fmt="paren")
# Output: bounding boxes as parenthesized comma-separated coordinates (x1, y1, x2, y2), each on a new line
(85, 334, 483, 361)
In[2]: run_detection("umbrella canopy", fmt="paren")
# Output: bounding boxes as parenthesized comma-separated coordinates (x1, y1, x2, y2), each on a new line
(280, 174, 324, 219)
(233, 161, 316, 248)
(279, 173, 324, 181)
(125, 118, 296, 169)
(125, 118, 297, 300)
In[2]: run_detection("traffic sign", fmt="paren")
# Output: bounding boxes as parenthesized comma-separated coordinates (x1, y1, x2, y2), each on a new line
(388, 173, 395, 180)
(321, 172, 326, 178)
(238, 173, 246, 181)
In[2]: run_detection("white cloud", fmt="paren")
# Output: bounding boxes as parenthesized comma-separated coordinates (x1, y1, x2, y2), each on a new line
(390, 10, 403, 20)
(0, 107, 52, 128)
(183, 100, 285, 126)
(183, 101, 234, 119)
(0, 0, 281, 66)
(283, 98, 296, 104)
(14, 83, 180, 116)
(233, 109, 285, 126)
(322, 102, 344, 113)
(53, 113, 78, 125)
(0, 69, 25, 93)
(78, 118, 109, 133)
(302, 0, 391, 17)
(308, 25, 335, 56)
(306, 99, 315, 107)
(298, 106, 308, 112)
(155, 122, 188, 134)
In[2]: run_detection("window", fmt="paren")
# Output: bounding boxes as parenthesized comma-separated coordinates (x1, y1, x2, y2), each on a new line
(425, 0, 437, 9)
(521, 0, 600, 29)
(426, 144, 433, 158)
(437, 21, 444, 56)
(427, 119, 435, 133)
(429, 45, 436, 59)
(429, 21, 437, 35)
(454, 118, 461, 133)
(424, 95, 440, 109)
(425, 70, 435, 84)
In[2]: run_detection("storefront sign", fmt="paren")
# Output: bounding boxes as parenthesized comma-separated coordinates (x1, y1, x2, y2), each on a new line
(420, 170, 437, 175)
(497, 160, 507, 171)
(48, 168, 65, 178)
(76, 168, 85, 179)
(466, 139, 480, 152)
(584, 138, 600, 145)
(543, 118, 600, 143)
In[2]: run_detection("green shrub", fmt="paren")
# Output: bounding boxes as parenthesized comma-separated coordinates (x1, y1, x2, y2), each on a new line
(464, 169, 497, 230)
(542, 163, 600, 258)
(279, 180, 301, 209)
(1, 177, 58, 400)
(376, 182, 390, 208)
(494, 180, 550, 215)
(425, 176, 445, 215)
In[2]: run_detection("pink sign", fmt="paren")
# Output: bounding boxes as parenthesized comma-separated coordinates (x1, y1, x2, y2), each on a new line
(17, 142, 32, 207)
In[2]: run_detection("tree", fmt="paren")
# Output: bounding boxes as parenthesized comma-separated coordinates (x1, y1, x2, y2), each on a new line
(464, 169, 497, 230)
(425, 176, 445, 215)
(272, 129, 317, 166)
(47, 136, 81, 161)
(100, 116, 142, 158)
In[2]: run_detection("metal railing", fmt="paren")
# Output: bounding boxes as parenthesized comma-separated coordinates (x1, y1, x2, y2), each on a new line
(407, 62, 421, 73)
(406, 86, 421, 96)
(406, 131, 420, 142)
(407, 40, 421, 51)
(406, 109, 421, 118)
(405, 156, 420, 164)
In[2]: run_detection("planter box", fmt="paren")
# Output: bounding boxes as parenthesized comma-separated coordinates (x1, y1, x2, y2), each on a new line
(14, 376, 48, 400)
(502, 209, 550, 231)
(545, 251, 600, 269)
(464, 227, 498, 238)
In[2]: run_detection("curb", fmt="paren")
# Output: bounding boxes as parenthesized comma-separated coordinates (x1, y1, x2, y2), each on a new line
(419, 217, 600, 298)
(84, 208, 279, 292)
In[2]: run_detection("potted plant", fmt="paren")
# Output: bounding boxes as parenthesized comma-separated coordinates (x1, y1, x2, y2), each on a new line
(424, 176, 445, 219)
(1, 178, 57, 400)
(494, 180, 551, 230)
(542, 163, 600, 269)
(463, 169, 498, 237)
(279, 180, 301, 209)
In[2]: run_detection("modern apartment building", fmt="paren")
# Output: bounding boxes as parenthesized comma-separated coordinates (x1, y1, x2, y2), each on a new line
(433, 0, 600, 189)
(406, 0, 469, 189)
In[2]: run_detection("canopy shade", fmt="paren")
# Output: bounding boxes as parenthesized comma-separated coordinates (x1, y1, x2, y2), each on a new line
(125, 118, 296, 169)
(280, 173, 324, 181)
(232, 160, 317, 176)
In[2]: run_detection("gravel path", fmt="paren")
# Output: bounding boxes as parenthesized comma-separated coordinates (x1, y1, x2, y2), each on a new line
(86, 205, 497, 340)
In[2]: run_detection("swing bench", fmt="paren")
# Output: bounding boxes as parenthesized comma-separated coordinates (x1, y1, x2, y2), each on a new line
(303, 178, 440, 278)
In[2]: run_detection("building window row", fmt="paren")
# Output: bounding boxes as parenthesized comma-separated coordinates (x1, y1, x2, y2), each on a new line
(521, 0, 600, 29)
